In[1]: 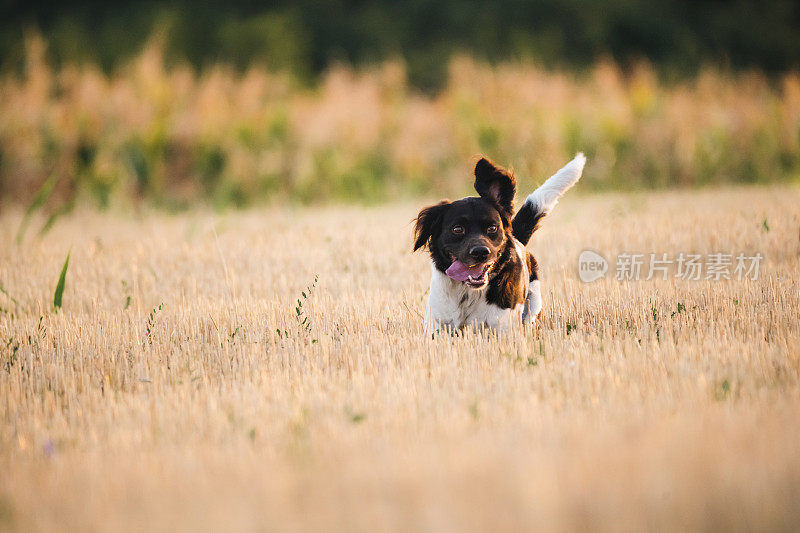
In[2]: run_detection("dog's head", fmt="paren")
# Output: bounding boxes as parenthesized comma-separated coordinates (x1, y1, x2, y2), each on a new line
(414, 158, 516, 289)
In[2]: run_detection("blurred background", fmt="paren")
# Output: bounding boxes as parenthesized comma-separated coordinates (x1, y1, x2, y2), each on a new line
(1, 0, 799, 214)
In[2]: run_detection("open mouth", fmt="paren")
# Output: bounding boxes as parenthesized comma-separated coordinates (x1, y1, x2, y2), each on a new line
(445, 260, 493, 288)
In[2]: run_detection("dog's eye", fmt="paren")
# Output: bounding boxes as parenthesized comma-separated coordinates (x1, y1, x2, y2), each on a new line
(452, 225, 465, 235)
(487, 225, 498, 234)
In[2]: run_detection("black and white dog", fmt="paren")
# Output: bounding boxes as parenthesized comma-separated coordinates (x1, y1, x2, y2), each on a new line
(413, 154, 585, 332)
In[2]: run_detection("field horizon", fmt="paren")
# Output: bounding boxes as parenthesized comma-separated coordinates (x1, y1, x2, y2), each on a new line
(1, 184, 799, 531)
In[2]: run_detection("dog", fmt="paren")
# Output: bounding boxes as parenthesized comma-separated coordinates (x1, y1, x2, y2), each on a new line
(413, 154, 585, 332)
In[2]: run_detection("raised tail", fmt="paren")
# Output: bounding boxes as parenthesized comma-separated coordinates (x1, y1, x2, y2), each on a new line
(512, 153, 586, 245)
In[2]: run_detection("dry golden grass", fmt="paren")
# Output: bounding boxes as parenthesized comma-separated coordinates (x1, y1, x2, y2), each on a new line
(1, 185, 799, 531)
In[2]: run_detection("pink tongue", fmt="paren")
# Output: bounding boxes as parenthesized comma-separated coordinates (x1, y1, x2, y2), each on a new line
(445, 260, 485, 282)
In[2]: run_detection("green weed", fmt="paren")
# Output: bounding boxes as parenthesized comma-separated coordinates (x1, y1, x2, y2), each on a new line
(16, 172, 58, 244)
(145, 303, 164, 344)
(53, 251, 71, 311)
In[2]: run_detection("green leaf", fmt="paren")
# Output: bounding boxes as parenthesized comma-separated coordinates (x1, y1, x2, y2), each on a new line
(0, 283, 20, 308)
(16, 172, 59, 245)
(38, 199, 76, 237)
(53, 250, 71, 310)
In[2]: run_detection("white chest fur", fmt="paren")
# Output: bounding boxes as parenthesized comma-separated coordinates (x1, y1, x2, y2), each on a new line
(424, 263, 524, 333)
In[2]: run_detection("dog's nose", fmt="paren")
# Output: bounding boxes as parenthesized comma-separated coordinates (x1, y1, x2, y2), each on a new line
(469, 245, 490, 262)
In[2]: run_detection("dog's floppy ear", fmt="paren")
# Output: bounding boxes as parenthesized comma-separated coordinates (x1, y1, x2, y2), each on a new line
(413, 200, 450, 251)
(474, 158, 516, 215)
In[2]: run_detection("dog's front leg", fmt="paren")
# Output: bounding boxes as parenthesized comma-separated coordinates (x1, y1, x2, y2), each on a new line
(522, 280, 543, 324)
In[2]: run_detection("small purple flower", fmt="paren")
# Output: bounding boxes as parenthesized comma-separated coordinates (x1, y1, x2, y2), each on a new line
(43, 439, 55, 458)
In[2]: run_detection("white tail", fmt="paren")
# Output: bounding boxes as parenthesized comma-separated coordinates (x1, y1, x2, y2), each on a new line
(526, 153, 586, 216)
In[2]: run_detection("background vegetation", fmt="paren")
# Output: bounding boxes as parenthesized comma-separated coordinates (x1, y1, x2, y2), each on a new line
(4, 0, 800, 90)
(1, 1, 799, 211)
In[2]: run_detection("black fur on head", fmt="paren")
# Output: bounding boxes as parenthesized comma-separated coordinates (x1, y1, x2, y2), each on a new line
(413, 200, 451, 252)
(412, 157, 535, 307)
(413, 195, 511, 288)
(474, 158, 516, 216)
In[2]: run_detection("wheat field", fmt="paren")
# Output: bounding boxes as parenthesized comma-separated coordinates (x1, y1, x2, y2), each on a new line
(1, 185, 799, 531)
